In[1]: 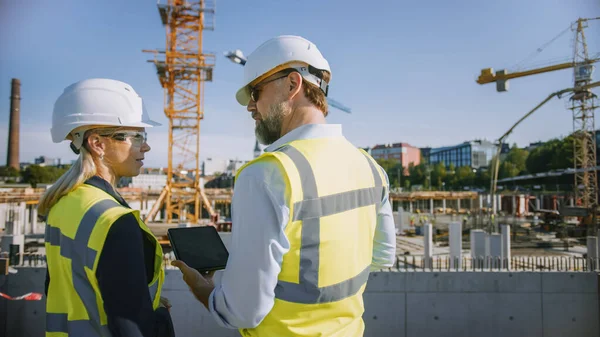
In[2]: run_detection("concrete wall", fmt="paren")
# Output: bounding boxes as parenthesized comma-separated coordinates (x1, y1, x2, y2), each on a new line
(1, 269, 598, 337)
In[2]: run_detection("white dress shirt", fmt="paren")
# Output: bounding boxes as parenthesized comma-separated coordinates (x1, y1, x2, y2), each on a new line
(208, 124, 397, 329)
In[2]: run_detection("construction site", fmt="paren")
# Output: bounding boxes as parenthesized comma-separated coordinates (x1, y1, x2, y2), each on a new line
(1, 1, 600, 336)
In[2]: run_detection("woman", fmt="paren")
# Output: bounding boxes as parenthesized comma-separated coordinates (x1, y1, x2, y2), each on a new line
(39, 78, 175, 337)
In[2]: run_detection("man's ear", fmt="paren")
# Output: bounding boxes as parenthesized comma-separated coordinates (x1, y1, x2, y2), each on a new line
(86, 134, 106, 157)
(287, 72, 303, 100)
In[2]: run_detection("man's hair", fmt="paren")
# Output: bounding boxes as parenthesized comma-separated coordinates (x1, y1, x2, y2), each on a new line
(303, 78, 329, 116)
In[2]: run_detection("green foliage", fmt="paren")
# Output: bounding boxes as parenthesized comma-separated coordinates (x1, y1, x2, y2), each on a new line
(371, 134, 576, 191)
(0, 166, 20, 177)
(21, 165, 69, 187)
(525, 136, 573, 174)
(375, 159, 406, 188)
(499, 145, 529, 179)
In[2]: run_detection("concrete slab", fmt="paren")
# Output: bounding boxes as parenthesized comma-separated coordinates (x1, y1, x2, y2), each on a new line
(363, 293, 405, 337)
(406, 293, 542, 337)
(405, 272, 542, 293)
(365, 272, 405, 293)
(542, 272, 598, 293)
(542, 293, 599, 337)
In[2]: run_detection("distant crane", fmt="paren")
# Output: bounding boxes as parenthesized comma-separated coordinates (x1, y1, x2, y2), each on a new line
(478, 17, 599, 234)
(225, 50, 352, 114)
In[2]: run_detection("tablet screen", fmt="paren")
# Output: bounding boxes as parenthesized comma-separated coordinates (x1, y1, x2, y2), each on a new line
(168, 226, 229, 272)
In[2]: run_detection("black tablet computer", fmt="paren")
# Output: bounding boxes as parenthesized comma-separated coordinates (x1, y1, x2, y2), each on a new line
(167, 226, 229, 273)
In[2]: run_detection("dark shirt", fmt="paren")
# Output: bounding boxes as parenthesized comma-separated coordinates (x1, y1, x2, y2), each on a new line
(45, 176, 175, 337)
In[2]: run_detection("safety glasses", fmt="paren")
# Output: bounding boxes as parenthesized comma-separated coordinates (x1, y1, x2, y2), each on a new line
(250, 71, 295, 102)
(100, 131, 147, 147)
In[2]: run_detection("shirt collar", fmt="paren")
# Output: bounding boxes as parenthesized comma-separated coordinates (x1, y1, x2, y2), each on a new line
(84, 176, 130, 208)
(264, 124, 343, 152)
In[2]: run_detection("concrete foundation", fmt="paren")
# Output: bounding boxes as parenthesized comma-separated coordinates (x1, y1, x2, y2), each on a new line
(424, 223, 433, 269)
(2, 269, 598, 337)
(449, 222, 462, 269)
(489, 234, 502, 269)
(502, 225, 511, 270)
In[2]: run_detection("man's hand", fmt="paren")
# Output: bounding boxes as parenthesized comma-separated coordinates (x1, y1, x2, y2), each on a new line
(171, 260, 216, 309)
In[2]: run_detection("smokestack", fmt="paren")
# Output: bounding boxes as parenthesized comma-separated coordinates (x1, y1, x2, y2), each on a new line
(7, 78, 20, 170)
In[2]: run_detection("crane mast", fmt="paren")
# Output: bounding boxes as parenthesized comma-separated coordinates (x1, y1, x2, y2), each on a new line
(571, 18, 599, 234)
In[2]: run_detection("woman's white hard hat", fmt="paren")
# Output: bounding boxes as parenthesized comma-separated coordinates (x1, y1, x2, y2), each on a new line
(51, 78, 161, 151)
(235, 35, 331, 106)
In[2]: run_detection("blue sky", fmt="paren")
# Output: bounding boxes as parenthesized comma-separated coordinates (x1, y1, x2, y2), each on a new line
(1, 0, 599, 168)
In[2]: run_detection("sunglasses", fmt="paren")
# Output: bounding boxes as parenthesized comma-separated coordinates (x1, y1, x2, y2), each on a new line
(100, 131, 148, 147)
(250, 72, 294, 102)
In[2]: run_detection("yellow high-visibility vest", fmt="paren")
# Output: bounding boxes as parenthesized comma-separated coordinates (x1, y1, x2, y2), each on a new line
(235, 136, 388, 337)
(44, 184, 164, 336)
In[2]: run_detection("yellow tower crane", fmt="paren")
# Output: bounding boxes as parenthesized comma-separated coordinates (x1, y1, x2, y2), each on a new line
(143, 0, 217, 224)
(478, 17, 600, 234)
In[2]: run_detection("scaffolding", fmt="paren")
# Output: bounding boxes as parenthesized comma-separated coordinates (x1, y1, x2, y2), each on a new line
(144, 0, 216, 224)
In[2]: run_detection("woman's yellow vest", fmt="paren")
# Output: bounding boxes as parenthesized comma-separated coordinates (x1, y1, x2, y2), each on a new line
(44, 184, 164, 336)
(235, 137, 388, 337)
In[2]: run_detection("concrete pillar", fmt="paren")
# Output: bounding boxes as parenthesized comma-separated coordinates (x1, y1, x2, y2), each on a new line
(511, 196, 517, 216)
(409, 201, 413, 213)
(587, 236, 598, 271)
(31, 206, 37, 230)
(479, 195, 483, 209)
(397, 206, 404, 234)
(471, 229, 488, 269)
(570, 198, 575, 207)
(489, 234, 502, 269)
(501, 225, 511, 270)
(535, 198, 541, 211)
(424, 223, 433, 269)
(449, 222, 462, 269)
(442, 199, 446, 213)
(470, 198, 474, 211)
(457, 199, 461, 211)
(430, 199, 434, 215)
(24, 208, 30, 235)
(492, 195, 497, 214)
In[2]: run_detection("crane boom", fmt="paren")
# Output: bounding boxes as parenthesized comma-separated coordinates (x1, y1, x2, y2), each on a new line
(477, 59, 599, 85)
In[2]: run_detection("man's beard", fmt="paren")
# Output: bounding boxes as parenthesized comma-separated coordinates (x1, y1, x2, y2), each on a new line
(255, 100, 290, 145)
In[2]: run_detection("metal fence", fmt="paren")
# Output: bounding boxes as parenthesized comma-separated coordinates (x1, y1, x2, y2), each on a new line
(7, 252, 600, 273)
(389, 254, 599, 272)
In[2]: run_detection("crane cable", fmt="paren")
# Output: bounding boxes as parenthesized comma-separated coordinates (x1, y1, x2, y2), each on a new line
(511, 24, 572, 72)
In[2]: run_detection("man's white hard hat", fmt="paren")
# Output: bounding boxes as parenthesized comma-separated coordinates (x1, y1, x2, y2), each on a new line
(235, 35, 331, 106)
(51, 78, 161, 151)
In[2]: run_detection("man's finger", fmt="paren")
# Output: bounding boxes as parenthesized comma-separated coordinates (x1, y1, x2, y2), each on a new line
(171, 260, 195, 275)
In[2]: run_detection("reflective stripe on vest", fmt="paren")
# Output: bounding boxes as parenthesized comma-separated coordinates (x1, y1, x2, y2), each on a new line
(45, 199, 118, 335)
(273, 145, 383, 304)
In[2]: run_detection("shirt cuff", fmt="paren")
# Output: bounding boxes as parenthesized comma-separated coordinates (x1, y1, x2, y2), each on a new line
(208, 285, 236, 329)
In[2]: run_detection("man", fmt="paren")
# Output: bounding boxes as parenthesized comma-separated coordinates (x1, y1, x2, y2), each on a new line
(172, 35, 396, 337)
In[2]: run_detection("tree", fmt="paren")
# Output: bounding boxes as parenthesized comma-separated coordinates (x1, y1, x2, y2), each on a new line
(430, 162, 447, 190)
(455, 166, 476, 188)
(496, 144, 530, 179)
(408, 163, 426, 188)
(0, 166, 20, 178)
(526, 136, 574, 174)
(21, 165, 68, 187)
(474, 169, 491, 190)
(375, 159, 405, 188)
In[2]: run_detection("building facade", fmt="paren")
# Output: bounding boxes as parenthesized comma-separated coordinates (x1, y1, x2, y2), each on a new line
(429, 140, 497, 169)
(369, 143, 421, 172)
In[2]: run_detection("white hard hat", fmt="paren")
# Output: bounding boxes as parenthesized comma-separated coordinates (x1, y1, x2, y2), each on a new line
(235, 35, 331, 106)
(51, 78, 161, 151)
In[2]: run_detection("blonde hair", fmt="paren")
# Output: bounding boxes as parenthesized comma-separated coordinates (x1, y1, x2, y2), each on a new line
(38, 138, 98, 216)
